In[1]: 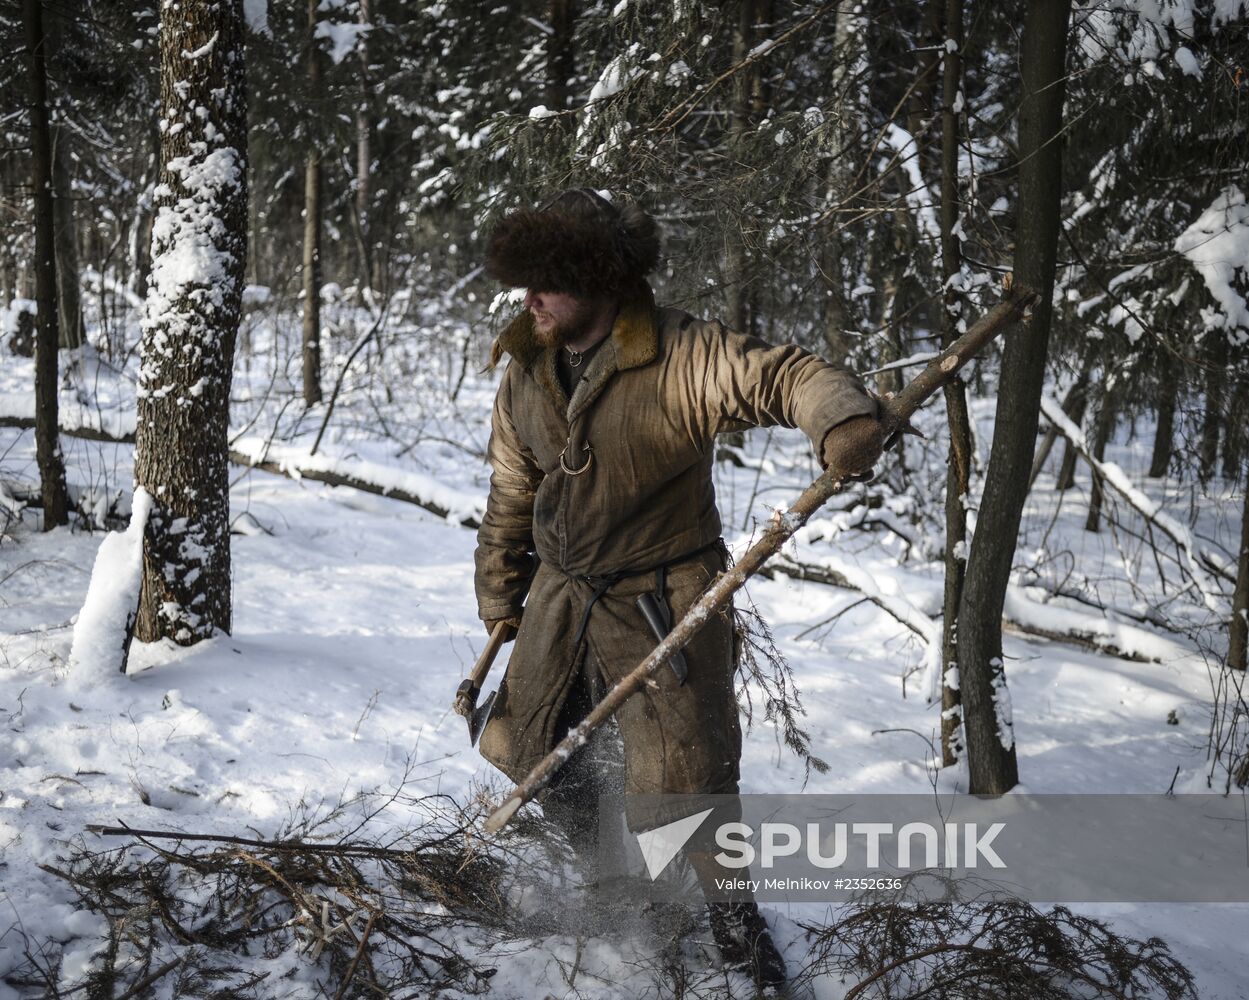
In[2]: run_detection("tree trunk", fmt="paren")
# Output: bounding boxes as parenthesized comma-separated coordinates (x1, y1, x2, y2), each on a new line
(725, 0, 769, 336)
(1199, 338, 1226, 483)
(547, 0, 575, 112)
(1, 151, 17, 309)
(23, 0, 70, 529)
(134, 0, 247, 644)
(1054, 385, 1088, 491)
(1148, 360, 1178, 478)
(820, 2, 864, 365)
(1084, 384, 1117, 533)
(1229, 468, 1249, 671)
(43, 4, 84, 352)
(1029, 369, 1089, 491)
(353, 0, 373, 296)
(938, 0, 965, 768)
(956, 0, 1071, 795)
(907, 0, 943, 181)
(302, 0, 323, 406)
(51, 125, 83, 350)
(1221, 380, 1246, 483)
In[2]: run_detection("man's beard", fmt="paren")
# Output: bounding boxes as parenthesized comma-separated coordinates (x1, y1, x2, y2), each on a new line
(532, 299, 601, 348)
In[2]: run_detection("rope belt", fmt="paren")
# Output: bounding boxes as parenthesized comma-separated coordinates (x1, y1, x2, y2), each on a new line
(566, 539, 722, 683)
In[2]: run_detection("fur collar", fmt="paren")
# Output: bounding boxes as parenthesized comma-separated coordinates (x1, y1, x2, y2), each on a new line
(494, 281, 660, 378)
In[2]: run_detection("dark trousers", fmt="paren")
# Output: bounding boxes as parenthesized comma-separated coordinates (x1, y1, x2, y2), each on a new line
(538, 648, 624, 862)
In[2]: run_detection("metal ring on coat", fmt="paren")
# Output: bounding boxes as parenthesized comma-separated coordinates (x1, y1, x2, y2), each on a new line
(559, 443, 593, 475)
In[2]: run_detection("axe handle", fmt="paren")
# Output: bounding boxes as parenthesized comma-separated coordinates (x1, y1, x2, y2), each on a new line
(454, 618, 511, 716)
(484, 286, 1038, 834)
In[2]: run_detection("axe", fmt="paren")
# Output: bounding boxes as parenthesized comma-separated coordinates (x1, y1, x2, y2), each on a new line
(453, 619, 511, 745)
(483, 285, 1038, 834)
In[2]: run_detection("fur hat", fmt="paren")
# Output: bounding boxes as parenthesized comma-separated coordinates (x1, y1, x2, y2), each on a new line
(485, 188, 660, 296)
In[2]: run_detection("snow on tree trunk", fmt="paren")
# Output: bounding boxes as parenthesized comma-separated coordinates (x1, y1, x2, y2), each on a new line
(939, 0, 968, 770)
(134, 0, 248, 645)
(67, 488, 153, 687)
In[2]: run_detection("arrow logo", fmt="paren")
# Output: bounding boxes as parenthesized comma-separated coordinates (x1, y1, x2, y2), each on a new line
(635, 808, 715, 880)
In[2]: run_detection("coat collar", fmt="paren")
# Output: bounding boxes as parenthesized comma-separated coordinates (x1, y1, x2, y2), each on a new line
(494, 281, 660, 414)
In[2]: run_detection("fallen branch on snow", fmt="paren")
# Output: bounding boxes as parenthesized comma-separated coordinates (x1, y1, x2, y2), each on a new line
(230, 437, 485, 528)
(0, 412, 483, 528)
(768, 555, 1188, 666)
(1038, 394, 1226, 613)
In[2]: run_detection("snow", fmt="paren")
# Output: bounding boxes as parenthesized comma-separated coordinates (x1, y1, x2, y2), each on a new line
(66, 488, 152, 690)
(881, 123, 940, 243)
(1214, 0, 1249, 23)
(314, 20, 370, 65)
(587, 53, 641, 104)
(1174, 185, 1249, 336)
(2, 297, 35, 337)
(2, 298, 1247, 997)
(243, 0, 269, 35)
(747, 37, 778, 59)
(1173, 45, 1202, 76)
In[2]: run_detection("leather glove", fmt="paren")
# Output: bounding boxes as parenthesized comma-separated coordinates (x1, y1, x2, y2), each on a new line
(821, 415, 884, 480)
(484, 616, 521, 643)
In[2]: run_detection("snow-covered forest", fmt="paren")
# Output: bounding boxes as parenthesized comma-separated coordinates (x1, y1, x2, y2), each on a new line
(2, 0, 1248, 998)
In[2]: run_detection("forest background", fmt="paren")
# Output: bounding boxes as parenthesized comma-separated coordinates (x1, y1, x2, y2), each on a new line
(1, 1, 1248, 998)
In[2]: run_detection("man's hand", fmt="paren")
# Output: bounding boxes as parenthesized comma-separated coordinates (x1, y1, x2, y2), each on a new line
(484, 616, 521, 643)
(821, 415, 884, 480)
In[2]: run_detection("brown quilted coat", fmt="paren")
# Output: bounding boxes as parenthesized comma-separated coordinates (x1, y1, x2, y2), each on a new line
(474, 281, 877, 829)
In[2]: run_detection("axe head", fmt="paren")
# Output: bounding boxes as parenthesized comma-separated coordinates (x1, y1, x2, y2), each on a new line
(468, 690, 497, 746)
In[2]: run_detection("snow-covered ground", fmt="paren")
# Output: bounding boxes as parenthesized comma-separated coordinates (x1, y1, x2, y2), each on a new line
(2, 303, 1246, 998)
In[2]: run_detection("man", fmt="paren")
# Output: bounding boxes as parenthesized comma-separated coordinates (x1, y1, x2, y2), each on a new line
(474, 187, 883, 990)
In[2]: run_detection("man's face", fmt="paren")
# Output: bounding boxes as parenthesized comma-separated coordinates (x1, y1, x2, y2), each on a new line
(523, 288, 601, 348)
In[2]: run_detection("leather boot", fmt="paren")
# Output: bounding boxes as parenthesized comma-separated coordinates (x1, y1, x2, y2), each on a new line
(707, 899, 789, 992)
(686, 849, 788, 991)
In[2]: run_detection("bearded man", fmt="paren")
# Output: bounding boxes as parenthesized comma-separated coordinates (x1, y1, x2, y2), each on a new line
(474, 187, 883, 991)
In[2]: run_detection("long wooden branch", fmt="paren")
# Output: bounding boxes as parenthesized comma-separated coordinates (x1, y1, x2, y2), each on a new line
(483, 286, 1037, 834)
(86, 822, 419, 860)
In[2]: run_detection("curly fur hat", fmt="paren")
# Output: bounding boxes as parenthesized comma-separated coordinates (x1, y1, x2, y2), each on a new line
(485, 188, 660, 296)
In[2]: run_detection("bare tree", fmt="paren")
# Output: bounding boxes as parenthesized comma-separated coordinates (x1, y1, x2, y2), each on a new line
(302, 0, 323, 406)
(1149, 361, 1178, 478)
(353, 0, 373, 294)
(938, 0, 967, 767)
(43, 6, 84, 351)
(23, 0, 69, 529)
(1230, 475, 1249, 672)
(547, 0, 576, 112)
(134, 0, 247, 644)
(955, 0, 1072, 794)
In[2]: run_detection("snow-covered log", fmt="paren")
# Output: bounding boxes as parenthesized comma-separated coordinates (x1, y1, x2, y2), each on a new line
(0, 411, 481, 528)
(230, 438, 485, 528)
